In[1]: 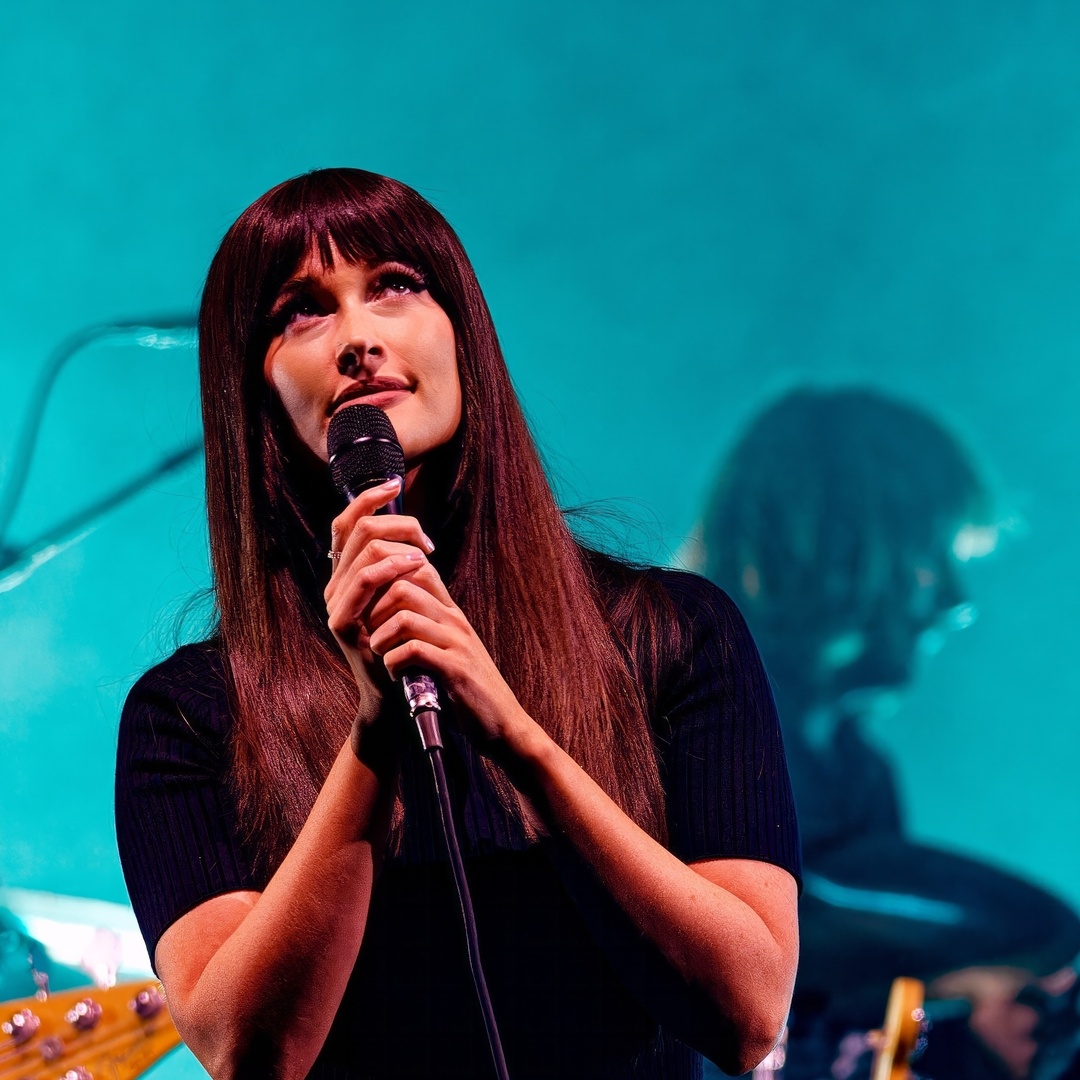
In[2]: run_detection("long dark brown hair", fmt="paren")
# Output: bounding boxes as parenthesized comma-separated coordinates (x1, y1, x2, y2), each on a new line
(199, 168, 669, 866)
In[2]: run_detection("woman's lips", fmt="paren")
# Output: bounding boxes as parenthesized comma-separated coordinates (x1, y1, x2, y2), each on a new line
(348, 388, 409, 410)
(330, 384, 410, 414)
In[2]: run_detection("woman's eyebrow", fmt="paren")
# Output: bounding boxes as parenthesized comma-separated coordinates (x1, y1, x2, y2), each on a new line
(370, 256, 421, 272)
(277, 274, 316, 295)
(270, 276, 317, 308)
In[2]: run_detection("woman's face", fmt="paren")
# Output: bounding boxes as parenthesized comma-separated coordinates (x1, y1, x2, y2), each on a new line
(263, 246, 461, 469)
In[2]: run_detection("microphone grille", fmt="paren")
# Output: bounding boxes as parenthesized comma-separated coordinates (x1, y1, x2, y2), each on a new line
(327, 404, 406, 499)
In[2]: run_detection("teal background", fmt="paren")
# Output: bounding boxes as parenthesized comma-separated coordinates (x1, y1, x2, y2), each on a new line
(2, 2, 1078, 1074)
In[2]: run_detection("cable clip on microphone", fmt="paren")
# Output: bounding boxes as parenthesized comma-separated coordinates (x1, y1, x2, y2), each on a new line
(403, 672, 443, 750)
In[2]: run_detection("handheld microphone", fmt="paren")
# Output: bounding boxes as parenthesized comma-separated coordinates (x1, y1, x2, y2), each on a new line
(328, 401, 405, 508)
(327, 404, 441, 744)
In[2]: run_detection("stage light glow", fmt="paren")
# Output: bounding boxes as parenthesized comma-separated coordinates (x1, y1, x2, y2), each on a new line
(953, 524, 999, 562)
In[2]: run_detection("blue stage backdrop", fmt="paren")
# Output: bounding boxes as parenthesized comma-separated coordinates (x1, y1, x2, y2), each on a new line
(2, 3, 1079, 1074)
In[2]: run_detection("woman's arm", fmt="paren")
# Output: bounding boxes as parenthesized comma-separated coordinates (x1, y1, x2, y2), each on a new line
(357, 558, 799, 1075)
(486, 704, 798, 1075)
(154, 734, 392, 1080)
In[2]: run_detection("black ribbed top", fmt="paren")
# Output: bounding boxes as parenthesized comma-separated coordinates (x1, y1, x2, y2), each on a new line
(115, 569, 800, 1079)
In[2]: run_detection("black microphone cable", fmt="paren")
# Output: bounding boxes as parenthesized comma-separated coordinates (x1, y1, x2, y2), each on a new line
(407, 685, 511, 1080)
(328, 404, 511, 1080)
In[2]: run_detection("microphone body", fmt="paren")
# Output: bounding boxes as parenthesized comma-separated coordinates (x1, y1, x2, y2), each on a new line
(327, 404, 442, 740)
(328, 403, 406, 510)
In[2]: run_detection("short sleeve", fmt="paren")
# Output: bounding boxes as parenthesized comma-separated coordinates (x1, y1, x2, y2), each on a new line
(652, 571, 801, 887)
(115, 643, 260, 968)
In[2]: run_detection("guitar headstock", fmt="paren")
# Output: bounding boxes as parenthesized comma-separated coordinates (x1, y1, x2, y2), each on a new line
(0, 979, 182, 1080)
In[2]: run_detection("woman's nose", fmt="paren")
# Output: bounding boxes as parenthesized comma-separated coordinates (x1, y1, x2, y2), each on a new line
(337, 345, 364, 377)
(334, 335, 383, 377)
(335, 302, 384, 376)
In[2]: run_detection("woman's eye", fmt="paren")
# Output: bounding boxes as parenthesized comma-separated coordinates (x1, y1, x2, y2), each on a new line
(372, 267, 427, 298)
(268, 294, 324, 333)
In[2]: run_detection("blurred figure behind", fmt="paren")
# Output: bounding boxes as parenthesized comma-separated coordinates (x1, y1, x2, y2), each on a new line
(697, 387, 1080, 1079)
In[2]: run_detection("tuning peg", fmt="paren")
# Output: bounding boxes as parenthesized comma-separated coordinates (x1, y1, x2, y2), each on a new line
(65, 998, 103, 1031)
(130, 986, 165, 1019)
(40, 1033, 65, 1060)
(2, 1006, 41, 1044)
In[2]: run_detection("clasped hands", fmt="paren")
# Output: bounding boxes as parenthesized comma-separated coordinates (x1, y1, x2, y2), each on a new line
(324, 478, 529, 753)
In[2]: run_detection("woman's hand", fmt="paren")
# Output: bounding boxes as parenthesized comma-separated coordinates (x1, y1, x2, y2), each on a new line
(324, 479, 432, 686)
(324, 479, 529, 750)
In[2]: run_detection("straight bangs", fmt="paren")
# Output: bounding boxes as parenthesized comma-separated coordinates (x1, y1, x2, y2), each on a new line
(241, 170, 467, 364)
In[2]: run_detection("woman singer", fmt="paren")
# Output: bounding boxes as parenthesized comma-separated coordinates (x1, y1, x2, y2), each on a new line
(115, 168, 800, 1080)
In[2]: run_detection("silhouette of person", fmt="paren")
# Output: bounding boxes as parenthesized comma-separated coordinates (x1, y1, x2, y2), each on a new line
(693, 387, 1080, 1079)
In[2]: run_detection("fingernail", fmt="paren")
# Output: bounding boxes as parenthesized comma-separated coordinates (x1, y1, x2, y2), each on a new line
(421, 533, 435, 553)
(378, 478, 401, 491)
(406, 551, 426, 562)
